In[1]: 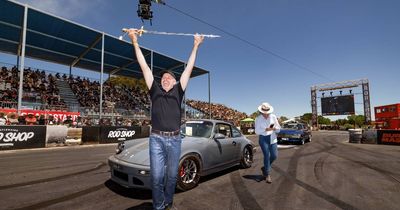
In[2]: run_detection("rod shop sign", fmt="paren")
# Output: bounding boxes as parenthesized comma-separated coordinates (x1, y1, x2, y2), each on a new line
(0, 126, 46, 150)
(100, 126, 141, 144)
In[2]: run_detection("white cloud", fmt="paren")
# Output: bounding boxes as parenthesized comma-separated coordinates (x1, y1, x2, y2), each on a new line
(14, 0, 105, 20)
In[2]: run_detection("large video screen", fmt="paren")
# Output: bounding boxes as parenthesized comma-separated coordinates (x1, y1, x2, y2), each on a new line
(321, 95, 355, 115)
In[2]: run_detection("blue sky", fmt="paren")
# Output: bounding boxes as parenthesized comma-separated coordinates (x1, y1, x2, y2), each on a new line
(3, 0, 400, 119)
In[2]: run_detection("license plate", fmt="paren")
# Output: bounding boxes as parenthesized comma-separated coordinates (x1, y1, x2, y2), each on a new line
(281, 138, 288, 140)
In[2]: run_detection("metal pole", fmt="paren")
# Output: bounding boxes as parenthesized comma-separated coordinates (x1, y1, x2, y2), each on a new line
(208, 72, 211, 119)
(150, 50, 153, 118)
(69, 65, 72, 77)
(17, 5, 28, 115)
(183, 63, 187, 121)
(183, 94, 186, 120)
(150, 50, 153, 74)
(99, 32, 104, 121)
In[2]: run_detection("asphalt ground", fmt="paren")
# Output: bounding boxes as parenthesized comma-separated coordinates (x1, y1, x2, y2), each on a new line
(0, 131, 399, 210)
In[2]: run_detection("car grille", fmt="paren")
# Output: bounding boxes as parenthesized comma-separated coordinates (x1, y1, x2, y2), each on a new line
(132, 177, 144, 186)
(114, 170, 128, 182)
(279, 134, 301, 139)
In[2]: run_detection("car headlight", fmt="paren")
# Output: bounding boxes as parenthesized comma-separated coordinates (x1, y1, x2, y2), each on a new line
(138, 170, 150, 175)
(116, 141, 125, 154)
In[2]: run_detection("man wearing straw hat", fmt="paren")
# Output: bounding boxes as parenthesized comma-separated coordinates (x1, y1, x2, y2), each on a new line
(255, 102, 281, 183)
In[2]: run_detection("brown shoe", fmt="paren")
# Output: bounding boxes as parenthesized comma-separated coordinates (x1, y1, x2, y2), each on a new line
(266, 175, 272, 184)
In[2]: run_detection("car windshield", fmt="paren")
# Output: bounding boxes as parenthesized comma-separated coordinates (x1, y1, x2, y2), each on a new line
(181, 121, 213, 138)
(283, 123, 300, 129)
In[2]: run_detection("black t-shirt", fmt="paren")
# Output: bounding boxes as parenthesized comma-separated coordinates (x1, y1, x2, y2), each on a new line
(149, 80, 185, 131)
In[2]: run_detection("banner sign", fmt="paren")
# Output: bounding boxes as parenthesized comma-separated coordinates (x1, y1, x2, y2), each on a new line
(0, 126, 46, 150)
(0, 108, 80, 122)
(99, 126, 142, 144)
(377, 129, 400, 146)
(82, 126, 101, 143)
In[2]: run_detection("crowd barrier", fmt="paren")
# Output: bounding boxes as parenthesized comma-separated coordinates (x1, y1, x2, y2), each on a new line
(99, 126, 142, 144)
(81, 126, 150, 144)
(361, 129, 377, 144)
(1, 125, 151, 150)
(66, 128, 82, 144)
(377, 129, 400, 146)
(82, 126, 150, 144)
(46, 125, 68, 144)
(0, 125, 46, 150)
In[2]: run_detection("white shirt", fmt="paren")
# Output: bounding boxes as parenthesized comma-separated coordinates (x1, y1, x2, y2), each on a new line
(255, 113, 281, 144)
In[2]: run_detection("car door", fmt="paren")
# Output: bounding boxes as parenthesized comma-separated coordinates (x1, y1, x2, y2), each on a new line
(210, 123, 238, 167)
(230, 125, 243, 161)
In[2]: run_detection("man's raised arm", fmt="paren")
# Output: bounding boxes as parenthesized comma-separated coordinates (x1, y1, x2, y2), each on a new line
(127, 29, 153, 90)
(180, 34, 204, 91)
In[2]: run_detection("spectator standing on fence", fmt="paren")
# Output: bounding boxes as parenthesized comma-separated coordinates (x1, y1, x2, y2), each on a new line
(127, 28, 204, 210)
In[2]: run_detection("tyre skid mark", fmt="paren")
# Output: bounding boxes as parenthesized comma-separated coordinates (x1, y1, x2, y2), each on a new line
(326, 151, 400, 184)
(313, 154, 329, 186)
(342, 143, 400, 161)
(0, 161, 102, 176)
(316, 138, 400, 185)
(230, 170, 263, 210)
(316, 140, 400, 184)
(0, 162, 106, 190)
(274, 166, 359, 210)
(13, 183, 105, 210)
(273, 134, 359, 209)
(273, 139, 306, 209)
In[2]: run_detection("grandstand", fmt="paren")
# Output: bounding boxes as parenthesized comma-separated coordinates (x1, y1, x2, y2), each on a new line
(0, 63, 248, 126)
(186, 99, 248, 126)
(0, 0, 248, 126)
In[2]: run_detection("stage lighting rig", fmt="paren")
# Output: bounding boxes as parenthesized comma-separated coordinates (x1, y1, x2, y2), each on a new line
(137, 0, 165, 25)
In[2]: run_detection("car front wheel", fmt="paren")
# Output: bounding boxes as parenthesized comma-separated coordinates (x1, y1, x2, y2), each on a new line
(177, 155, 201, 191)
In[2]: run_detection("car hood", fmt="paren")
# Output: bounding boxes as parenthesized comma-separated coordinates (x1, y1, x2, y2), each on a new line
(114, 136, 204, 166)
(279, 129, 303, 135)
(115, 138, 150, 165)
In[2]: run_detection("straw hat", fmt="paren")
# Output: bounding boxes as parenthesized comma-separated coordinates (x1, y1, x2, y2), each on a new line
(258, 102, 274, 114)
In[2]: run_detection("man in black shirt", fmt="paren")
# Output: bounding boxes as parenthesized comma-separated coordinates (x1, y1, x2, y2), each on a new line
(127, 29, 204, 210)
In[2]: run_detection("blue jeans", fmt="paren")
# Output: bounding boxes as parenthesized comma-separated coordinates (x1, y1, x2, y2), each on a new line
(149, 133, 181, 210)
(259, 135, 278, 175)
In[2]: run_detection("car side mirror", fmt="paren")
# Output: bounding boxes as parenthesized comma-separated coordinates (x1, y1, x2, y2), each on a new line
(214, 133, 225, 140)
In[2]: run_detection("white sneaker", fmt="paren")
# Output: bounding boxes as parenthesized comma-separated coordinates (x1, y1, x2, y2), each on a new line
(266, 175, 272, 184)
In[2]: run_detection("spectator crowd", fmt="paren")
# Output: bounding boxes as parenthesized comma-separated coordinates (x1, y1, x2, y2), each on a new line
(67, 75, 150, 115)
(1, 65, 249, 127)
(186, 99, 248, 126)
(0, 66, 66, 108)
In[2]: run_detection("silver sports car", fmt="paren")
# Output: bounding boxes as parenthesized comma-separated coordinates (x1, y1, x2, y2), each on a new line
(108, 119, 256, 191)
